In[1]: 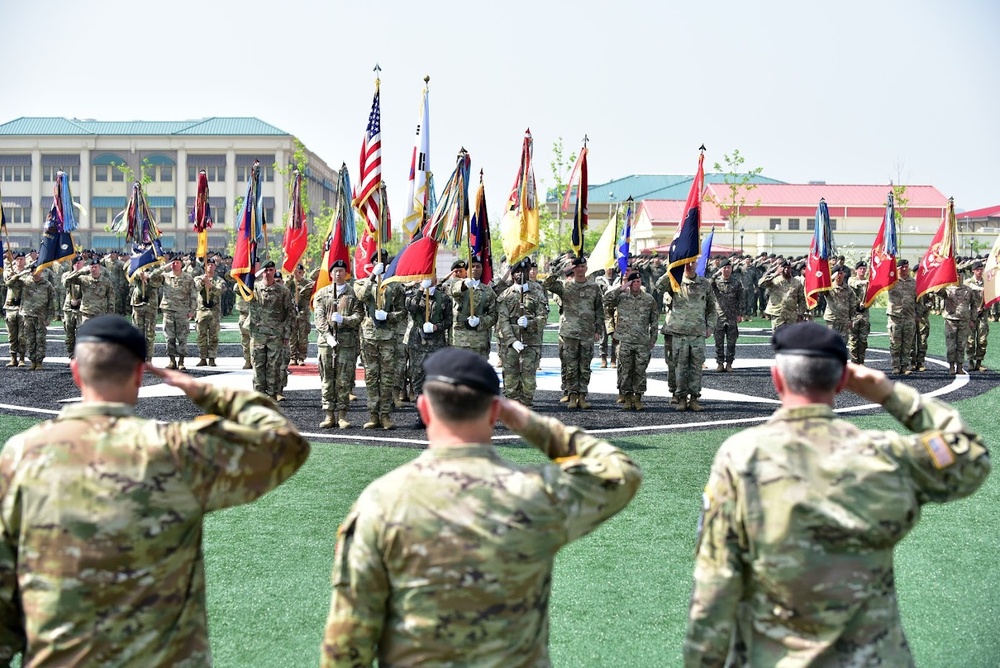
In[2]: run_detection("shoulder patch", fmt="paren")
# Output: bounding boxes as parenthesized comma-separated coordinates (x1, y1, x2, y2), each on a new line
(921, 431, 956, 469)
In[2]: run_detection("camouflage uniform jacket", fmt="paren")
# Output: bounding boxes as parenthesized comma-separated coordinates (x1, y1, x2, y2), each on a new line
(711, 275, 744, 325)
(322, 412, 642, 668)
(848, 276, 870, 322)
(63, 269, 115, 317)
(0, 386, 310, 666)
(965, 277, 986, 318)
(291, 277, 316, 319)
(9, 275, 54, 320)
(777, 276, 808, 323)
(156, 269, 197, 316)
(542, 275, 603, 340)
(886, 276, 917, 319)
(603, 289, 658, 346)
(2, 269, 27, 315)
(822, 282, 856, 325)
(685, 382, 990, 667)
(354, 279, 406, 342)
(449, 281, 498, 347)
(404, 286, 453, 347)
(661, 274, 718, 337)
(498, 282, 548, 346)
(249, 281, 293, 339)
(315, 282, 364, 349)
(943, 283, 975, 321)
(194, 275, 226, 317)
(758, 272, 794, 317)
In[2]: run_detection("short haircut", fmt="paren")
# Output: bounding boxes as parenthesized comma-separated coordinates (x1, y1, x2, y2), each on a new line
(774, 353, 844, 395)
(422, 380, 495, 422)
(75, 342, 142, 389)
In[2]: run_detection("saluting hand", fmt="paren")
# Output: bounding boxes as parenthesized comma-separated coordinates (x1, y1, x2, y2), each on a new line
(844, 362, 893, 404)
(497, 397, 531, 431)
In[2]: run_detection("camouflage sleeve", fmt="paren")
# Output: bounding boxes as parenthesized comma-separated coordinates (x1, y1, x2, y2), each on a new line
(684, 450, 745, 667)
(167, 386, 310, 511)
(344, 295, 365, 330)
(655, 271, 672, 292)
(705, 285, 718, 330)
(314, 293, 331, 338)
(877, 382, 991, 504)
(321, 501, 389, 668)
(0, 523, 26, 661)
(480, 289, 498, 330)
(542, 273, 563, 296)
(516, 412, 642, 542)
(497, 293, 516, 342)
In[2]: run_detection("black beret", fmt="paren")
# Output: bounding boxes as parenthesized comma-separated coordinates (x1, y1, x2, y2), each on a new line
(76, 315, 147, 362)
(374, 250, 390, 263)
(261, 260, 276, 269)
(897, 258, 909, 267)
(330, 259, 347, 271)
(718, 259, 731, 267)
(772, 321, 848, 364)
(469, 254, 483, 265)
(627, 271, 641, 281)
(206, 258, 217, 265)
(296, 263, 304, 271)
(451, 259, 468, 270)
(88, 257, 101, 266)
(512, 258, 531, 272)
(571, 255, 588, 266)
(423, 347, 500, 396)
(972, 260, 984, 270)
(855, 260, 867, 269)
(831, 264, 846, 274)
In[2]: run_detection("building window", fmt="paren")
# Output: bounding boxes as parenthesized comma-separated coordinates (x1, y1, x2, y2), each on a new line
(7, 208, 29, 224)
(806, 218, 815, 231)
(264, 208, 274, 224)
(44, 166, 80, 181)
(158, 208, 173, 225)
(830, 218, 837, 231)
(788, 218, 800, 231)
(144, 165, 174, 183)
(2, 166, 29, 181)
(214, 207, 225, 225)
(769, 218, 781, 230)
(95, 208, 109, 225)
(95, 166, 108, 182)
(188, 165, 225, 182)
(111, 167, 125, 182)
(161, 165, 173, 182)
(236, 163, 274, 182)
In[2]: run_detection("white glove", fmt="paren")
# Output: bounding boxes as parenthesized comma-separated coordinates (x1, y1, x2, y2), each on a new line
(332, 312, 344, 324)
(467, 315, 480, 328)
(325, 334, 338, 347)
(512, 340, 525, 353)
(464, 278, 475, 289)
(420, 278, 433, 288)
(375, 309, 388, 321)
(517, 315, 529, 328)
(422, 321, 435, 334)
(521, 283, 530, 293)
(372, 262, 385, 276)
(428, 286, 436, 296)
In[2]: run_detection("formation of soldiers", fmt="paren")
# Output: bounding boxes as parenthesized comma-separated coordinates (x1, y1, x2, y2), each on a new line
(2, 245, 996, 426)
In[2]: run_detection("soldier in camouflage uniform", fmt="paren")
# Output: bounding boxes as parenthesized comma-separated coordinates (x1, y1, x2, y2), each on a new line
(543, 256, 603, 408)
(595, 266, 618, 367)
(965, 261, 989, 370)
(738, 256, 759, 317)
(322, 348, 641, 668)
(450, 257, 498, 359)
(193, 258, 225, 366)
(848, 260, 871, 364)
(236, 278, 253, 369)
(288, 264, 315, 365)
(63, 257, 115, 324)
(152, 255, 197, 370)
(497, 259, 547, 406)
(604, 271, 659, 410)
(886, 258, 917, 375)
(758, 259, 802, 330)
(0, 315, 309, 666)
(102, 250, 128, 315)
(249, 261, 292, 401)
(50, 259, 67, 321)
(661, 263, 717, 412)
(355, 256, 406, 429)
(7, 267, 55, 370)
(710, 259, 744, 372)
(61, 256, 86, 359)
(822, 265, 855, 342)
(129, 265, 161, 362)
(314, 260, 364, 429)
(912, 292, 934, 372)
(3, 253, 27, 367)
(685, 322, 990, 667)
(943, 281, 975, 375)
(405, 276, 453, 403)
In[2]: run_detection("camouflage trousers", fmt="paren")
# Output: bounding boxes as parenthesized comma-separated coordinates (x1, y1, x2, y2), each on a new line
(967, 317, 989, 363)
(887, 315, 915, 372)
(599, 322, 617, 362)
(713, 321, 739, 365)
(744, 288, 757, 316)
(407, 339, 448, 397)
(395, 338, 408, 396)
(280, 340, 289, 390)
(132, 305, 157, 361)
(54, 284, 65, 319)
(452, 337, 491, 359)
(63, 310, 80, 357)
(672, 334, 706, 399)
(849, 316, 870, 364)
(361, 338, 397, 417)
(318, 343, 358, 412)
(5, 313, 23, 357)
(289, 313, 310, 361)
(22, 316, 46, 363)
(617, 341, 651, 395)
(662, 332, 677, 394)
(252, 334, 285, 397)
(945, 319, 971, 365)
(501, 343, 540, 404)
(238, 310, 252, 362)
(196, 310, 221, 361)
(560, 336, 595, 394)
(913, 314, 930, 367)
(162, 311, 190, 359)
(825, 319, 850, 346)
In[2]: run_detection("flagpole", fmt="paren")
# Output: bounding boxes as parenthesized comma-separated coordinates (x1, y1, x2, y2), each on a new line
(377, 183, 385, 309)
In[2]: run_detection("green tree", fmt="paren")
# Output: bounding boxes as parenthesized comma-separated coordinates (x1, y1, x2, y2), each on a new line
(704, 149, 763, 252)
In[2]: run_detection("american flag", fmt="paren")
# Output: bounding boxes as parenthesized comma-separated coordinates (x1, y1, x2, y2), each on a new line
(353, 85, 385, 240)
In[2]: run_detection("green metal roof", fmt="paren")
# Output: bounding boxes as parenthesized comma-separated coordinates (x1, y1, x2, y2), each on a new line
(550, 173, 786, 204)
(0, 116, 290, 136)
(92, 197, 127, 208)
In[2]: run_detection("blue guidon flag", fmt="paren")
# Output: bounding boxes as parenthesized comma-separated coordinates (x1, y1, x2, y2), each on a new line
(667, 147, 705, 290)
(36, 171, 79, 273)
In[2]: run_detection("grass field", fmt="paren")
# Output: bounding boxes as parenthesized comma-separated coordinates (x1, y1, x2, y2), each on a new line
(0, 309, 997, 666)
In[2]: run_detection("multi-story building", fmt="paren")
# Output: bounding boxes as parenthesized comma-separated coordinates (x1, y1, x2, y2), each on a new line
(0, 116, 339, 253)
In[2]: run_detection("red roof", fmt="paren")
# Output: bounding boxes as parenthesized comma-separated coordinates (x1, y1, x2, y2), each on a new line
(957, 204, 1000, 220)
(638, 199, 725, 225)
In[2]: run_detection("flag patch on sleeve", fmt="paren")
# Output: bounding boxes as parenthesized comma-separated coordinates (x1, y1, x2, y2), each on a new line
(921, 431, 956, 469)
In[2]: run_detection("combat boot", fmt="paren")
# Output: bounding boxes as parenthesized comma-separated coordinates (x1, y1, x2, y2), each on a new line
(916, 363, 926, 372)
(669, 394, 680, 404)
(949, 362, 956, 375)
(577, 395, 592, 409)
(688, 397, 704, 412)
(979, 362, 989, 371)
(319, 411, 336, 429)
(167, 356, 178, 370)
(242, 356, 252, 370)
(208, 358, 217, 367)
(177, 357, 186, 370)
(956, 364, 966, 375)
(560, 394, 571, 403)
(337, 411, 351, 429)
(622, 394, 634, 410)
(29, 361, 39, 371)
(610, 359, 617, 368)
(726, 361, 733, 372)
(616, 393, 625, 404)
(6, 356, 15, 367)
(196, 358, 207, 367)
(363, 414, 379, 429)
(675, 395, 688, 411)
(568, 393, 580, 409)
(716, 362, 725, 372)
(600, 355, 608, 368)
(393, 392, 405, 409)
(632, 394, 645, 411)
(381, 414, 394, 430)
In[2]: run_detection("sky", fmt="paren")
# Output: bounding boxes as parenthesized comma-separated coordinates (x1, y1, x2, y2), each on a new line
(2, 0, 998, 214)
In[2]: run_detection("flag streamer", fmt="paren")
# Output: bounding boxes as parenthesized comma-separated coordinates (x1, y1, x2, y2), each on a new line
(281, 170, 309, 273)
(402, 78, 431, 239)
(500, 129, 540, 267)
(423, 149, 471, 248)
(667, 148, 705, 290)
(36, 171, 82, 273)
(916, 197, 960, 299)
(231, 160, 266, 301)
(863, 192, 899, 307)
(313, 166, 356, 303)
(564, 142, 589, 257)
(618, 198, 634, 277)
(470, 171, 494, 285)
(110, 182, 166, 280)
(190, 170, 214, 259)
(696, 227, 715, 277)
(804, 198, 835, 308)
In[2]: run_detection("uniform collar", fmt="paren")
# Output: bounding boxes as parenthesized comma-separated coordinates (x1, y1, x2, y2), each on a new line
(57, 401, 136, 420)
(420, 444, 501, 461)
(768, 403, 836, 423)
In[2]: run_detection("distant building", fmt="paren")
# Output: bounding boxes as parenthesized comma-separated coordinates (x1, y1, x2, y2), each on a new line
(0, 116, 339, 253)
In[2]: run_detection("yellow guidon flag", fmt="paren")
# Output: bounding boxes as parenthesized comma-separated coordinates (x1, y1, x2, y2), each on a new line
(501, 129, 539, 267)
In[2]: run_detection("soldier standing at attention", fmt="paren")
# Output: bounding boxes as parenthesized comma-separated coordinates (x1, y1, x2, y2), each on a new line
(966, 260, 989, 371)
(661, 263, 717, 412)
(355, 253, 406, 429)
(249, 260, 293, 401)
(404, 275, 453, 403)
(710, 259, 744, 373)
(497, 258, 547, 406)
(543, 255, 603, 409)
(943, 280, 976, 375)
(912, 292, 934, 372)
(322, 348, 641, 667)
(822, 264, 855, 342)
(288, 263, 315, 366)
(595, 266, 618, 368)
(64, 257, 115, 325)
(886, 258, 917, 375)
(314, 259, 364, 429)
(129, 266, 161, 362)
(848, 260, 871, 364)
(685, 322, 990, 667)
(152, 255, 197, 370)
(193, 258, 225, 367)
(3, 253, 27, 367)
(450, 256, 498, 359)
(758, 259, 799, 330)
(235, 264, 254, 369)
(8, 268, 55, 370)
(604, 271, 659, 410)
(0, 315, 309, 666)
